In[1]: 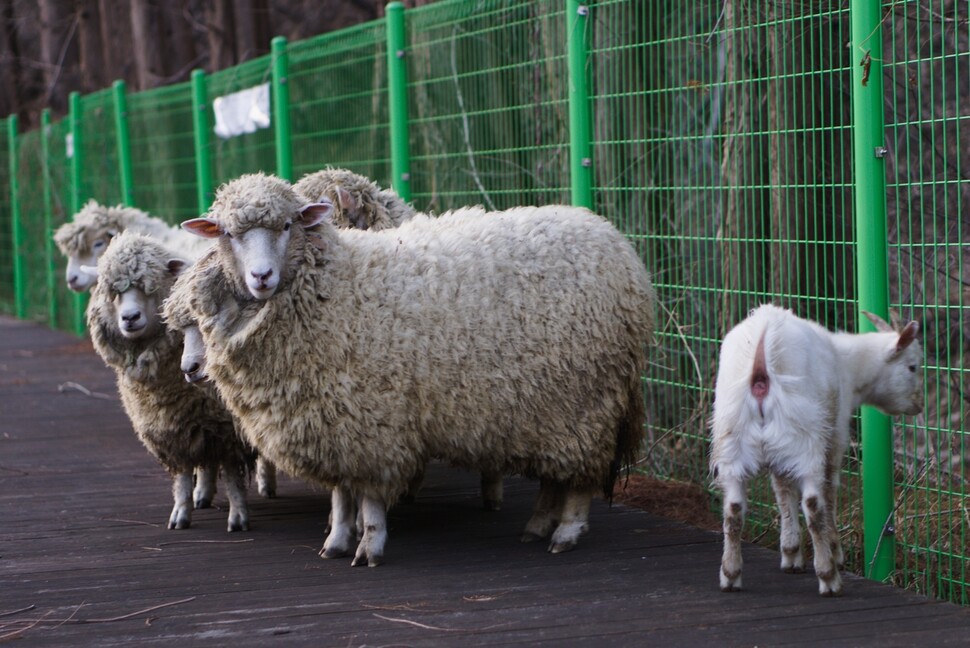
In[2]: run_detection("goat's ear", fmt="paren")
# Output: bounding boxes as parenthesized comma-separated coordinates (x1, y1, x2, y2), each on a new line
(862, 310, 894, 333)
(895, 320, 919, 353)
(299, 199, 333, 228)
(182, 217, 223, 238)
(167, 259, 189, 277)
(80, 264, 98, 278)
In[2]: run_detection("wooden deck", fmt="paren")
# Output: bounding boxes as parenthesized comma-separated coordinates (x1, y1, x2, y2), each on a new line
(3, 314, 970, 646)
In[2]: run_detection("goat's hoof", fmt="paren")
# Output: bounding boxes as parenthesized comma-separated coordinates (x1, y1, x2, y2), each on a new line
(168, 519, 191, 530)
(227, 520, 249, 532)
(520, 532, 544, 543)
(548, 540, 577, 554)
(351, 553, 383, 567)
(320, 546, 351, 559)
(820, 588, 843, 598)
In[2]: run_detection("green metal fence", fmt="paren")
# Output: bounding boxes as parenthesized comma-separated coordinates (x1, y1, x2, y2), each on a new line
(0, 0, 967, 604)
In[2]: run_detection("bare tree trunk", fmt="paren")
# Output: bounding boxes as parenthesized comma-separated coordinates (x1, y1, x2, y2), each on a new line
(98, 0, 134, 87)
(76, 0, 105, 92)
(206, 0, 236, 72)
(0, 0, 21, 119)
(39, 0, 80, 114)
(232, 0, 270, 63)
(129, 0, 166, 88)
(158, 2, 198, 84)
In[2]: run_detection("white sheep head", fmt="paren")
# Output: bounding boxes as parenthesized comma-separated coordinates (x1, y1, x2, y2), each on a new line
(86, 232, 188, 340)
(52, 200, 125, 292)
(181, 173, 333, 300)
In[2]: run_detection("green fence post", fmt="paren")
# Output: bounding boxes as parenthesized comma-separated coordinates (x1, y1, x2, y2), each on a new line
(272, 36, 293, 182)
(7, 115, 25, 319)
(69, 91, 87, 335)
(385, 1, 412, 203)
(191, 69, 213, 213)
(567, 0, 593, 210)
(112, 80, 135, 207)
(850, 0, 894, 582)
(41, 109, 57, 329)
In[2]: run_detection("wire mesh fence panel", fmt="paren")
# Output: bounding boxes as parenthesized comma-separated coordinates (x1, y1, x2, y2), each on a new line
(587, 0, 865, 562)
(0, 118, 12, 315)
(45, 117, 81, 334)
(128, 83, 201, 224)
(14, 130, 52, 323)
(883, 0, 969, 604)
(288, 21, 393, 186)
(78, 88, 123, 208)
(206, 56, 278, 190)
(406, 0, 571, 213)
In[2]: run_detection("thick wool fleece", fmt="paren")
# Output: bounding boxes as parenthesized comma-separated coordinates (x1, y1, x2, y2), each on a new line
(53, 199, 210, 260)
(190, 175, 655, 506)
(88, 232, 254, 477)
(293, 167, 415, 231)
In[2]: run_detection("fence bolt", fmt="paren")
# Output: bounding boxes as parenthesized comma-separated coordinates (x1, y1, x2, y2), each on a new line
(581, 157, 592, 167)
(874, 146, 888, 158)
(401, 172, 411, 181)
(577, 5, 589, 16)
(884, 523, 896, 536)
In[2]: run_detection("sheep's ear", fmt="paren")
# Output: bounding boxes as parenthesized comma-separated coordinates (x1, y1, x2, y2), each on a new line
(167, 259, 189, 277)
(336, 186, 356, 211)
(895, 320, 919, 353)
(862, 310, 894, 333)
(80, 264, 99, 278)
(105, 229, 118, 239)
(299, 199, 333, 228)
(182, 217, 224, 238)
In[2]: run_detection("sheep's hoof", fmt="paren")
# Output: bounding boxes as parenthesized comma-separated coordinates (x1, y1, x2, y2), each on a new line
(720, 584, 743, 593)
(820, 588, 843, 598)
(195, 497, 213, 510)
(783, 565, 806, 574)
(483, 499, 502, 512)
(548, 540, 577, 554)
(520, 532, 544, 543)
(227, 520, 249, 533)
(168, 519, 191, 530)
(258, 486, 276, 499)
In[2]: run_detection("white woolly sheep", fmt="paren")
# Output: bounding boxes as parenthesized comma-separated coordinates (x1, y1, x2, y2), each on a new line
(86, 231, 256, 532)
(710, 304, 923, 596)
(179, 172, 655, 566)
(54, 199, 212, 293)
(292, 166, 416, 231)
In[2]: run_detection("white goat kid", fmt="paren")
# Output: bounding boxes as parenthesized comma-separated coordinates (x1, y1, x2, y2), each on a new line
(710, 304, 923, 596)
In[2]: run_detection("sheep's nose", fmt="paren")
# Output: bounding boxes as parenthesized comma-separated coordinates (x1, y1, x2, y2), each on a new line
(185, 361, 201, 374)
(251, 268, 273, 282)
(122, 311, 141, 323)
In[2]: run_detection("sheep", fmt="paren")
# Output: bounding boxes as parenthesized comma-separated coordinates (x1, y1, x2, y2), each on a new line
(85, 230, 257, 532)
(709, 304, 923, 596)
(292, 166, 417, 231)
(178, 172, 655, 566)
(53, 199, 211, 293)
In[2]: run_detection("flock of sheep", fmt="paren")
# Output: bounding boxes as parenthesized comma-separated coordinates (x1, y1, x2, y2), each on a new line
(52, 167, 924, 595)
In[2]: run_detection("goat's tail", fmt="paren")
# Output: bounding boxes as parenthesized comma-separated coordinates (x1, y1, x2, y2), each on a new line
(750, 328, 770, 418)
(605, 370, 647, 500)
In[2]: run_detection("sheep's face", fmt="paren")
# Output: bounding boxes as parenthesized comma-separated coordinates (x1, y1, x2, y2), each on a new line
(180, 324, 208, 383)
(112, 287, 162, 340)
(62, 230, 115, 292)
(182, 200, 333, 300)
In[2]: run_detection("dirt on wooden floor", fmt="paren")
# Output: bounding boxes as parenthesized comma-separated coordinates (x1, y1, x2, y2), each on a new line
(612, 474, 721, 532)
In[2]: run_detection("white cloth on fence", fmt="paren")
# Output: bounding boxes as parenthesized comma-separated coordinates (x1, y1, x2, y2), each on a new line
(213, 83, 271, 139)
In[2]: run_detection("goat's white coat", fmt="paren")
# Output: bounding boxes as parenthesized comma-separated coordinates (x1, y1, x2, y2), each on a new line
(710, 304, 923, 596)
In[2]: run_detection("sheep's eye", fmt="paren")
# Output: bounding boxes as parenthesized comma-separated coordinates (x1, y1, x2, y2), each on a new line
(93, 240, 106, 250)
(908, 365, 917, 373)
(283, 222, 291, 232)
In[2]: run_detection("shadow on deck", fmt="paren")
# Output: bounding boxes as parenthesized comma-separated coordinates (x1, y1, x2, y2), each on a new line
(2, 315, 969, 646)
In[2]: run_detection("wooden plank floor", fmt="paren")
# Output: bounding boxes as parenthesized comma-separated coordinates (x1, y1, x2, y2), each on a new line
(3, 314, 970, 647)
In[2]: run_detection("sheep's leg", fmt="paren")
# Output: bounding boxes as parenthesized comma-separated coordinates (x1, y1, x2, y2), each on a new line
(351, 495, 387, 567)
(548, 487, 593, 554)
(193, 465, 217, 509)
(719, 476, 746, 592)
(521, 479, 562, 542)
(800, 478, 842, 597)
(223, 465, 250, 532)
(481, 470, 504, 512)
(771, 473, 805, 573)
(256, 457, 277, 498)
(168, 470, 194, 530)
(321, 486, 356, 559)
